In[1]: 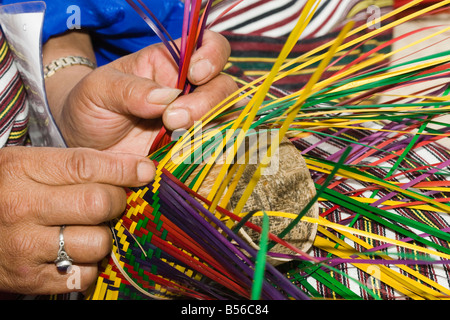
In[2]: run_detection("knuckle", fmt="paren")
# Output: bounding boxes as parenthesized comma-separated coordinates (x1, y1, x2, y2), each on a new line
(66, 149, 97, 183)
(92, 227, 113, 259)
(121, 79, 139, 105)
(79, 227, 112, 261)
(0, 232, 43, 294)
(79, 266, 99, 291)
(208, 30, 231, 59)
(78, 186, 113, 224)
(219, 74, 239, 96)
(218, 32, 231, 56)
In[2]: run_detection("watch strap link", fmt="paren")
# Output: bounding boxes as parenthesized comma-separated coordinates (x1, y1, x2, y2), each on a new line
(44, 56, 96, 79)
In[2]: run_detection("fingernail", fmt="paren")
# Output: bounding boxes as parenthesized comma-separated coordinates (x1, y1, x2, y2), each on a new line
(190, 59, 213, 84)
(166, 108, 190, 129)
(137, 160, 155, 184)
(147, 87, 182, 105)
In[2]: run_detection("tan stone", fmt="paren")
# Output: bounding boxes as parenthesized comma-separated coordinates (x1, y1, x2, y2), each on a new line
(183, 128, 318, 265)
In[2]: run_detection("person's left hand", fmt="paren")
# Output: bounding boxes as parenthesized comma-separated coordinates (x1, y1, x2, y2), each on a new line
(51, 30, 237, 156)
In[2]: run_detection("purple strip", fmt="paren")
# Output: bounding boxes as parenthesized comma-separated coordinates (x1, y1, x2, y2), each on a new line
(371, 157, 450, 207)
(136, 0, 180, 54)
(197, 0, 212, 48)
(159, 173, 310, 299)
(159, 177, 290, 300)
(125, 0, 180, 64)
(157, 184, 255, 292)
(269, 252, 450, 266)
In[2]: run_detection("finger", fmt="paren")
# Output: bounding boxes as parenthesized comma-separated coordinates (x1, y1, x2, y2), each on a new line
(30, 183, 127, 226)
(9, 263, 100, 295)
(15, 147, 155, 187)
(43, 264, 99, 295)
(1, 226, 106, 295)
(38, 225, 113, 265)
(163, 73, 239, 131)
(188, 30, 231, 85)
(80, 66, 182, 119)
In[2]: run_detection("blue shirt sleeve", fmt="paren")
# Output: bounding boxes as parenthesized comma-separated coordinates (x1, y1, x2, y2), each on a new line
(0, 0, 184, 65)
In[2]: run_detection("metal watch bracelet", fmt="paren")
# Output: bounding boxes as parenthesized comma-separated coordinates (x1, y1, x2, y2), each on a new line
(43, 56, 96, 79)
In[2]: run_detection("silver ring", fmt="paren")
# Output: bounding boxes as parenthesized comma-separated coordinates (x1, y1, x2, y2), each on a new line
(54, 225, 73, 272)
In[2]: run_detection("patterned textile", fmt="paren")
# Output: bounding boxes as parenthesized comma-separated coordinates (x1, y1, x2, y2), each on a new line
(222, 25, 392, 93)
(0, 28, 28, 147)
(289, 128, 450, 299)
(393, 0, 450, 17)
(216, 0, 393, 93)
(210, 0, 393, 38)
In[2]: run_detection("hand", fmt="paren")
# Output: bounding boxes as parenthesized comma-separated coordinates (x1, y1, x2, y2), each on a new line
(0, 146, 154, 295)
(49, 30, 237, 156)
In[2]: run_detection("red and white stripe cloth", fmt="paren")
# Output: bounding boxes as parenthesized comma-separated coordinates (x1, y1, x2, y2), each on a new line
(0, 28, 28, 148)
(208, 0, 392, 38)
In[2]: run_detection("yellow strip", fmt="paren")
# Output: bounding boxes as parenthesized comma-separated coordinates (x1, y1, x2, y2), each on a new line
(0, 85, 24, 120)
(197, 0, 322, 208)
(305, 158, 450, 214)
(248, 210, 450, 260)
(243, 210, 450, 298)
(233, 21, 355, 215)
(316, 226, 450, 298)
(314, 235, 443, 299)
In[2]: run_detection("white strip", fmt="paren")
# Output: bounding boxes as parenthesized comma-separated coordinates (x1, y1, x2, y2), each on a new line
(262, 0, 329, 38)
(234, 0, 307, 36)
(210, 0, 298, 33)
(0, 57, 21, 148)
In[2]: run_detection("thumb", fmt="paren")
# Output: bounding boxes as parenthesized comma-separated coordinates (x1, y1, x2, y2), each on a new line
(81, 65, 182, 119)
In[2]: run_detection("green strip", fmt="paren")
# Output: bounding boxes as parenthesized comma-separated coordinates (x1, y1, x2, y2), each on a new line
(251, 211, 269, 300)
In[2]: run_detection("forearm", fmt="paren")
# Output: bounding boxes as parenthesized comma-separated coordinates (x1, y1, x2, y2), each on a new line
(43, 31, 97, 124)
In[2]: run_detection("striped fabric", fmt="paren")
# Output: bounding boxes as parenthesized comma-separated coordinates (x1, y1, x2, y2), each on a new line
(290, 127, 450, 299)
(222, 24, 392, 93)
(215, 0, 393, 93)
(0, 28, 28, 147)
(209, 0, 393, 38)
(393, 0, 450, 17)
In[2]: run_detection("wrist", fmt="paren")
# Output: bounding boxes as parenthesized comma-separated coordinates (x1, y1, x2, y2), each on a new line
(43, 31, 96, 124)
(45, 65, 93, 123)
(42, 31, 95, 65)
(44, 56, 96, 79)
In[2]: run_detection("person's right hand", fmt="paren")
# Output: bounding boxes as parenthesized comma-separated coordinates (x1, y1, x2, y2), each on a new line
(46, 30, 237, 157)
(0, 146, 154, 295)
